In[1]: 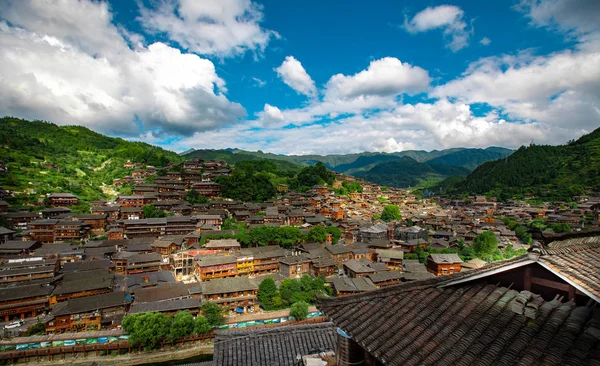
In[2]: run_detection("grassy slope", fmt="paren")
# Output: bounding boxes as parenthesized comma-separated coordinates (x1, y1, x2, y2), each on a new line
(0, 117, 184, 204)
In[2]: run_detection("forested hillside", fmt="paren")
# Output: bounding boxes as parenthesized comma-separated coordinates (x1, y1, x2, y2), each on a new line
(0, 117, 184, 204)
(438, 127, 600, 200)
(185, 146, 512, 188)
(355, 157, 470, 188)
(426, 147, 515, 171)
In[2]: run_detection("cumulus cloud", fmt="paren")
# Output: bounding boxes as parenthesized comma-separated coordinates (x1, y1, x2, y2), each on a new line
(0, 0, 245, 136)
(515, 0, 600, 36)
(404, 5, 472, 51)
(274, 56, 317, 97)
(480, 37, 491, 46)
(255, 57, 430, 128)
(138, 0, 278, 58)
(171, 98, 574, 155)
(324, 57, 431, 100)
(432, 47, 600, 131)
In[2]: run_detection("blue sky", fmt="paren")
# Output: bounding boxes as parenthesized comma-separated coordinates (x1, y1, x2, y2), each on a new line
(0, 0, 598, 154)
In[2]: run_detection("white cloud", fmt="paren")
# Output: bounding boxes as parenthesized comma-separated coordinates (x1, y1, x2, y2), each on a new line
(170, 98, 574, 155)
(252, 77, 266, 87)
(404, 5, 472, 52)
(516, 0, 600, 36)
(324, 57, 431, 100)
(480, 37, 491, 46)
(0, 0, 245, 136)
(432, 47, 600, 131)
(258, 104, 285, 126)
(138, 0, 278, 58)
(274, 56, 317, 97)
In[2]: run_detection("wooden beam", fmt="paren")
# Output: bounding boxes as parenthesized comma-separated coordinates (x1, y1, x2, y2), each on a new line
(531, 276, 570, 291)
(531, 276, 584, 296)
(524, 266, 532, 291)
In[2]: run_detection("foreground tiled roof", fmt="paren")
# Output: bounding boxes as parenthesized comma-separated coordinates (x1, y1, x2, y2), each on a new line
(319, 282, 600, 365)
(537, 234, 600, 302)
(213, 322, 336, 366)
(318, 233, 600, 365)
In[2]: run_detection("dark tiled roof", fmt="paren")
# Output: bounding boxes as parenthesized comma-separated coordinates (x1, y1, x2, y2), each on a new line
(319, 282, 600, 365)
(134, 283, 193, 303)
(368, 271, 404, 283)
(213, 322, 336, 366)
(537, 235, 600, 302)
(0, 240, 39, 250)
(129, 297, 200, 314)
(52, 291, 128, 316)
(202, 276, 257, 295)
(0, 283, 53, 301)
(0, 227, 15, 235)
(331, 277, 376, 293)
(62, 260, 113, 272)
(53, 271, 114, 295)
(428, 253, 463, 264)
(126, 270, 176, 290)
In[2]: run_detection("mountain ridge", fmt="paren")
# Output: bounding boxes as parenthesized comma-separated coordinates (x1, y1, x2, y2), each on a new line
(436, 127, 600, 200)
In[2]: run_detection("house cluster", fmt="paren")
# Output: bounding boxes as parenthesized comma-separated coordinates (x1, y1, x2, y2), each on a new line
(0, 236, 266, 334)
(3, 157, 600, 342)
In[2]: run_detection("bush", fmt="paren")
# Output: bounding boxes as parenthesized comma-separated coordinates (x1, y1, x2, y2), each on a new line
(201, 302, 225, 326)
(472, 231, 499, 261)
(258, 278, 279, 310)
(290, 301, 310, 321)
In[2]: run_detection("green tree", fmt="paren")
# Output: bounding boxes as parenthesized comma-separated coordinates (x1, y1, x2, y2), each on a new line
(168, 311, 195, 341)
(22, 322, 46, 336)
(307, 225, 328, 243)
(550, 223, 572, 233)
(122, 312, 171, 349)
(201, 302, 225, 326)
(290, 301, 310, 321)
(503, 245, 516, 259)
(193, 315, 212, 334)
(143, 205, 168, 218)
(472, 231, 499, 261)
(380, 204, 401, 222)
(257, 278, 279, 310)
(514, 226, 532, 244)
(326, 226, 341, 244)
(184, 190, 209, 204)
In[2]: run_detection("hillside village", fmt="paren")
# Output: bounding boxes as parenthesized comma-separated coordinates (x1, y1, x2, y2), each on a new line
(1, 155, 600, 364)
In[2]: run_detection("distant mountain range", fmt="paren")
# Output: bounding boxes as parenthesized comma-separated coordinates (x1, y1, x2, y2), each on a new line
(184, 146, 514, 188)
(436, 127, 600, 200)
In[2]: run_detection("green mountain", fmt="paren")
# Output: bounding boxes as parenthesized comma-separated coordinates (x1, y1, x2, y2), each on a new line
(185, 147, 512, 173)
(439, 127, 600, 200)
(0, 117, 184, 204)
(184, 146, 512, 188)
(426, 147, 515, 171)
(355, 156, 471, 188)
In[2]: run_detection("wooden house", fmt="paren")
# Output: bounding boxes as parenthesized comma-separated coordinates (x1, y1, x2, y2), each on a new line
(45, 292, 129, 334)
(426, 253, 463, 276)
(195, 255, 237, 281)
(278, 255, 311, 278)
(47, 193, 79, 207)
(201, 276, 259, 315)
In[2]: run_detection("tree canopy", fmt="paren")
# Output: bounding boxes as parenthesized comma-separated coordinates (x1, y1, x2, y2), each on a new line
(290, 301, 310, 321)
(184, 190, 209, 204)
(257, 278, 279, 311)
(472, 231, 499, 261)
(201, 302, 225, 327)
(380, 204, 401, 222)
